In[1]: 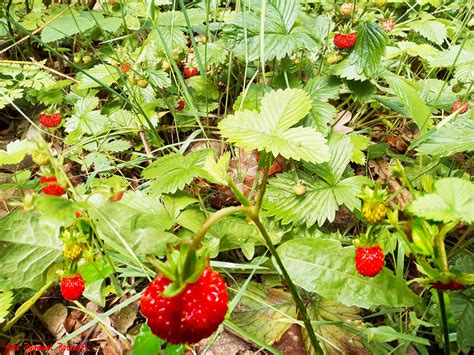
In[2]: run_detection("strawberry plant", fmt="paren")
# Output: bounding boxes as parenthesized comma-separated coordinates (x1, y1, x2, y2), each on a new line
(0, 0, 472, 354)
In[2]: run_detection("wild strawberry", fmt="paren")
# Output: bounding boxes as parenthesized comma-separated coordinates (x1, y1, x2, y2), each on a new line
(451, 100, 469, 114)
(120, 62, 131, 74)
(137, 79, 149, 88)
(176, 100, 185, 111)
(40, 176, 66, 196)
(355, 245, 384, 277)
(333, 33, 357, 49)
(61, 274, 85, 301)
(374, 0, 387, 7)
(75, 210, 82, 218)
(32, 151, 49, 166)
(362, 200, 386, 224)
(111, 191, 124, 202)
(431, 280, 466, 291)
(340, 3, 355, 17)
(327, 52, 343, 64)
(381, 18, 395, 32)
(39, 113, 62, 128)
(82, 55, 92, 64)
(140, 267, 228, 344)
(63, 244, 82, 260)
(184, 66, 199, 78)
(73, 56, 82, 64)
(292, 181, 306, 196)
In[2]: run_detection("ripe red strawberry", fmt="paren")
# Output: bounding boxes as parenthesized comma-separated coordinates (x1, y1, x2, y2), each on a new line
(381, 18, 395, 32)
(39, 113, 62, 128)
(120, 62, 131, 74)
(111, 191, 124, 202)
(333, 33, 357, 49)
(451, 100, 469, 114)
(140, 267, 228, 344)
(355, 245, 384, 277)
(176, 100, 185, 111)
(40, 176, 66, 196)
(184, 66, 199, 78)
(75, 210, 82, 218)
(61, 274, 85, 301)
(431, 280, 466, 291)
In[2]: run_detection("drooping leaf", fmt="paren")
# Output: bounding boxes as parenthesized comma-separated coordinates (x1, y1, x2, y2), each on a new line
(410, 178, 474, 224)
(277, 238, 421, 309)
(219, 88, 330, 164)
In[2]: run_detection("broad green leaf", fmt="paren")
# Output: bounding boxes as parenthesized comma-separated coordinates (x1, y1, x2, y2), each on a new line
(0, 291, 13, 322)
(76, 64, 120, 90)
(350, 21, 387, 77)
(0, 140, 32, 166)
(204, 152, 230, 186)
(454, 62, 474, 84)
(417, 117, 474, 156)
(391, 41, 441, 60)
(35, 195, 77, 226)
(0, 210, 62, 291)
(230, 281, 297, 345)
(99, 17, 123, 33)
(410, 178, 474, 224)
(41, 16, 95, 42)
(350, 134, 370, 165)
(65, 96, 109, 138)
(304, 76, 341, 102)
(428, 45, 474, 68)
(142, 150, 211, 194)
(219, 89, 329, 164)
(383, 73, 432, 132)
(277, 238, 420, 309)
(451, 291, 474, 353)
(362, 326, 430, 345)
(133, 324, 163, 355)
(412, 17, 447, 46)
(233, 84, 271, 111)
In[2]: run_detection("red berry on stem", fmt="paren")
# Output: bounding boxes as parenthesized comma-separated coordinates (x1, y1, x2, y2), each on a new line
(184, 66, 199, 78)
(451, 100, 469, 114)
(140, 268, 228, 344)
(333, 33, 358, 49)
(176, 100, 185, 111)
(61, 274, 85, 301)
(39, 113, 62, 128)
(111, 191, 124, 202)
(355, 245, 384, 277)
(381, 18, 395, 32)
(40, 176, 66, 196)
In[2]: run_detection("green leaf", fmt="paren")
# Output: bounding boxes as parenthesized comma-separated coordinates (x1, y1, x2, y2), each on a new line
(204, 152, 230, 186)
(451, 291, 474, 353)
(41, 15, 95, 42)
(428, 45, 474, 68)
(350, 22, 387, 77)
(410, 178, 474, 224)
(133, 324, 163, 355)
(412, 17, 447, 46)
(361, 326, 430, 345)
(230, 281, 296, 345)
(76, 64, 120, 90)
(416, 117, 474, 156)
(142, 150, 211, 194)
(277, 238, 421, 309)
(0, 210, 62, 291)
(454, 62, 474, 84)
(65, 96, 109, 138)
(35, 195, 77, 226)
(99, 17, 123, 33)
(393, 41, 441, 60)
(383, 73, 432, 132)
(233, 84, 271, 111)
(0, 291, 13, 322)
(219, 88, 330, 164)
(350, 134, 370, 165)
(0, 140, 32, 166)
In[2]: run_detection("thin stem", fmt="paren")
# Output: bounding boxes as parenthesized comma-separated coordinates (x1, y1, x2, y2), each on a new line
(227, 178, 251, 207)
(249, 216, 323, 354)
(435, 234, 449, 273)
(437, 290, 451, 355)
(255, 158, 270, 212)
(448, 227, 472, 258)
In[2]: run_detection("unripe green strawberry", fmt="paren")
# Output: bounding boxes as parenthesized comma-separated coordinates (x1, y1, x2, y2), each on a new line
(374, 0, 387, 7)
(82, 55, 92, 64)
(32, 151, 49, 166)
(73, 56, 82, 64)
(327, 52, 343, 64)
(340, 3, 355, 17)
(63, 243, 82, 260)
(362, 200, 386, 225)
(292, 181, 306, 195)
(136, 79, 149, 88)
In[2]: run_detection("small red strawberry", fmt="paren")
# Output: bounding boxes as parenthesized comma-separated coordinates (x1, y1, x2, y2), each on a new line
(451, 100, 469, 114)
(140, 267, 228, 344)
(40, 176, 66, 196)
(61, 274, 85, 301)
(75, 210, 82, 218)
(39, 113, 62, 128)
(381, 18, 395, 32)
(431, 280, 466, 291)
(176, 100, 185, 111)
(333, 33, 358, 49)
(111, 191, 124, 202)
(184, 66, 199, 78)
(120, 62, 131, 74)
(355, 245, 384, 277)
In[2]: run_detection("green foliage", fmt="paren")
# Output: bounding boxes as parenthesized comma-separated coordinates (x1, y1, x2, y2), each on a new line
(264, 134, 370, 227)
(0, 140, 32, 166)
(277, 238, 420, 309)
(410, 178, 474, 224)
(219, 88, 330, 163)
(0, 291, 13, 323)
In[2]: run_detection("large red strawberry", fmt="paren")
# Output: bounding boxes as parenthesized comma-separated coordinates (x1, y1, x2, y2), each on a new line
(140, 267, 228, 344)
(184, 66, 199, 78)
(451, 100, 469, 114)
(39, 113, 62, 128)
(355, 245, 384, 277)
(61, 274, 85, 301)
(333, 33, 357, 49)
(40, 176, 66, 196)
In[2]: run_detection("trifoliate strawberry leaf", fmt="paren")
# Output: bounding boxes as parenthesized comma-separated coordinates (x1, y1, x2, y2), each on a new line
(0, 140, 32, 166)
(65, 96, 109, 140)
(219, 88, 330, 164)
(264, 134, 370, 227)
(142, 149, 212, 194)
(277, 238, 421, 309)
(350, 134, 370, 165)
(411, 16, 447, 46)
(410, 178, 474, 224)
(41, 15, 95, 43)
(204, 152, 230, 186)
(350, 21, 387, 78)
(76, 64, 120, 90)
(0, 291, 13, 322)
